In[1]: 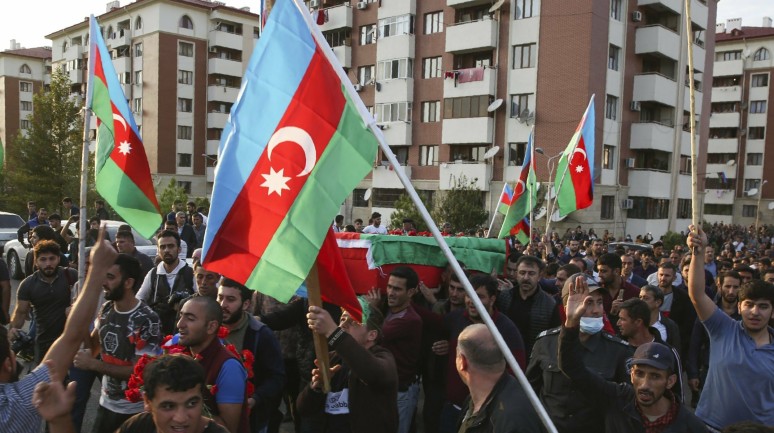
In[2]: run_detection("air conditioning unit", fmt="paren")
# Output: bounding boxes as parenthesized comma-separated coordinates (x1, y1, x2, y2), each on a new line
(632, 11, 642, 22)
(310, 0, 320, 8)
(625, 158, 636, 168)
(353, 84, 363, 92)
(630, 101, 641, 112)
(357, 1, 367, 9)
(621, 199, 634, 209)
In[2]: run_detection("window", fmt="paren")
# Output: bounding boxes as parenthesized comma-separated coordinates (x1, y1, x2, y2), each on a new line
(323, 29, 351, 47)
(450, 145, 488, 162)
(375, 102, 412, 122)
(352, 188, 370, 207)
(378, 14, 414, 39)
(601, 196, 615, 220)
(377, 58, 413, 80)
(177, 181, 192, 194)
(178, 70, 193, 85)
(457, 5, 490, 24)
(134, 43, 143, 57)
(454, 51, 493, 69)
(605, 95, 618, 120)
(679, 155, 691, 175)
(677, 199, 692, 219)
(633, 149, 671, 171)
(754, 48, 770, 61)
(179, 42, 194, 57)
(20, 81, 32, 92)
(177, 125, 192, 140)
(715, 50, 742, 61)
(178, 98, 193, 112)
(749, 127, 765, 140)
(627, 197, 670, 219)
(19, 64, 31, 74)
(107, 26, 114, 39)
(508, 142, 527, 166)
(510, 93, 532, 118)
(179, 15, 194, 29)
(135, 70, 143, 84)
(133, 98, 142, 113)
(515, 0, 534, 19)
(747, 153, 763, 165)
(423, 57, 442, 79)
(177, 153, 192, 168)
(512, 44, 536, 69)
(703, 204, 733, 215)
(420, 145, 439, 166)
(135, 16, 143, 30)
(253, 27, 260, 39)
(742, 205, 758, 218)
(603, 145, 614, 169)
(750, 101, 767, 114)
(445, 96, 490, 119)
(610, 0, 622, 20)
(705, 177, 736, 190)
(608, 45, 620, 71)
(424, 11, 443, 34)
(711, 102, 738, 113)
(386, 147, 409, 165)
(360, 24, 376, 45)
(20, 119, 30, 130)
(751, 74, 769, 87)
(421, 101, 441, 122)
(372, 188, 404, 207)
(20, 101, 32, 111)
(745, 179, 761, 192)
(358, 65, 375, 85)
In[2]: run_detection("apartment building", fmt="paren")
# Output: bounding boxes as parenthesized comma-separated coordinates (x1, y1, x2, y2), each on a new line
(321, 0, 715, 239)
(0, 42, 51, 153)
(705, 17, 774, 228)
(46, 0, 260, 198)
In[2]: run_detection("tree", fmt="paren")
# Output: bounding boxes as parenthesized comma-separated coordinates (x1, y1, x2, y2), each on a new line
(661, 231, 686, 252)
(432, 176, 489, 234)
(158, 178, 189, 217)
(5, 69, 84, 215)
(389, 194, 430, 231)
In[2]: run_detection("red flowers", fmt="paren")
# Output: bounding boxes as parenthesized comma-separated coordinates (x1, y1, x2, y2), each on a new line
(217, 326, 230, 339)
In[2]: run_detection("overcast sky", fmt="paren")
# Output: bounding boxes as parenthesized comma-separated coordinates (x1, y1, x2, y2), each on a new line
(0, 0, 770, 49)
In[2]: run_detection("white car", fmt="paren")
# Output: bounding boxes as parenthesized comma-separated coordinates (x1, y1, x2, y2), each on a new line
(0, 211, 25, 253)
(5, 220, 158, 280)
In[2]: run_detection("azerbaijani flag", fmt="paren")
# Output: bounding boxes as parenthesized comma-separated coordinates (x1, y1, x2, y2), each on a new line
(202, 0, 378, 320)
(87, 16, 161, 238)
(509, 218, 531, 245)
(497, 183, 515, 216)
(498, 131, 537, 238)
(555, 95, 595, 217)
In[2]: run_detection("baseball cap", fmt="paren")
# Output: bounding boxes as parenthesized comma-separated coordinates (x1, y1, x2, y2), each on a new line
(560, 273, 604, 299)
(631, 342, 674, 371)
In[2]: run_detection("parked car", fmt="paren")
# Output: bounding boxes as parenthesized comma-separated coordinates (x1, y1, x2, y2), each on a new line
(5, 220, 158, 280)
(607, 241, 654, 254)
(0, 211, 25, 254)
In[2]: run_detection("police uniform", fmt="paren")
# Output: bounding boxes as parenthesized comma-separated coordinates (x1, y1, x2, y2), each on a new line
(526, 327, 634, 433)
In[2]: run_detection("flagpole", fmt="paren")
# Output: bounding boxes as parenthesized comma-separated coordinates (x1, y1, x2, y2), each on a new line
(487, 183, 507, 237)
(529, 127, 535, 246)
(684, 0, 700, 234)
(305, 261, 332, 393)
(78, 17, 97, 288)
(298, 3, 558, 431)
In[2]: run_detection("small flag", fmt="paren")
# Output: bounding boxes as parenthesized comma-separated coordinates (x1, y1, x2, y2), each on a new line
(499, 130, 537, 238)
(510, 218, 531, 245)
(555, 95, 595, 217)
(718, 171, 727, 184)
(497, 183, 515, 216)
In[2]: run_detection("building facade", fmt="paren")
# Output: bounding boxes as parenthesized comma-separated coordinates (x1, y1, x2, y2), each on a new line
(46, 0, 260, 198)
(704, 18, 774, 228)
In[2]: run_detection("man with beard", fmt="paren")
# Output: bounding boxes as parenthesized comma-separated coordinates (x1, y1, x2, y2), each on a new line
(654, 263, 694, 357)
(597, 253, 640, 323)
(72, 254, 160, 432)
(558, 239, 583, 264)
(632, 250, 658, 280)
(178, 296, 248, 433)
(559, 275, 706, 432)
(136, 230, 194, 335)
(362, 212, 388, 235)
(621, 254, 648, 288)
(587, 239, 606, 270)
(10, 240, 77, 364)
(432, 271, 467, 316)
(218, 279, 284, 433)
(115, 230, 154, 278)
(687, 225, 774, 429)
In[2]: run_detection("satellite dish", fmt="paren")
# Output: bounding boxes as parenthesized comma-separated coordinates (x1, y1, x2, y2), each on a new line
(363, 188, 372, 201)
(768, 202, 774, 210)
(489, 0, 506, 13)
(727, 160, 736, 166)
(546, 186, 557, 200)
(747, 188, 759, 196)
(534, 206, 547, 220)
(484, 146, 500, 159)
(551, 209, 567, 222)
(487, 98, 504, 112)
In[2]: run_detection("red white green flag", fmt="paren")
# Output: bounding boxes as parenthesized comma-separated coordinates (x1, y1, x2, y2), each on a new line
(87, 16, 161, 238)
(499, 131, 537, 238)
(554, 95, 596, 217)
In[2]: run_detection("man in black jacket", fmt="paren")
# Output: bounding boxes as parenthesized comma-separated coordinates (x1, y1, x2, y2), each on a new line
(559, 275, 706, 433)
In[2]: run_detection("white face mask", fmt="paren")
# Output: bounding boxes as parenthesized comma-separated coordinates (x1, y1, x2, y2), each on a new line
(579, 317, 604, 335)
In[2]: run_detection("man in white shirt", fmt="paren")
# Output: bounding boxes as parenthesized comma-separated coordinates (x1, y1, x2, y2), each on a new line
(363, 212, 388, 235)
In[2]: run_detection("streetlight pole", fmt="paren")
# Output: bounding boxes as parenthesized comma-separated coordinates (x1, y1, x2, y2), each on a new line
(755, 180, 768, 235)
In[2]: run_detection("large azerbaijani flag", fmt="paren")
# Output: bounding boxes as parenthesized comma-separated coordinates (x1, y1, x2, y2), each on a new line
(555, 95, 595, 217)
(202, 0, 378, 318)
(87, 16, 161, 238)
(498, 131, 537, 238)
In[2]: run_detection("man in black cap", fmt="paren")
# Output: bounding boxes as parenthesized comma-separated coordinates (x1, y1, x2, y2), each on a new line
(363, 212, 387, 235)
(558, 275, 706, 432)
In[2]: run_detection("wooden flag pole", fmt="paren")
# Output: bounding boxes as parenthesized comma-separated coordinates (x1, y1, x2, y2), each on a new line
(306, 261, 332, 393)
(684, 0, 700, 233)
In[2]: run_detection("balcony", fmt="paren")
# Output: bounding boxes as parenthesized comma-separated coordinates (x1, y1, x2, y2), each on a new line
(208, 58, 243, 77)
(440, 162, 491, 191)
(691, 0, 708, 26)
(121, 84, 132, 98)
(448, 0, 491, 7)
(711, 85, 742, 103)
(210, 30, 243, 51)
(374, 79, 413, 104)
(64, 44, 84, 61)
(376, 34, 415, 61)
(442, 117, 493, 144)
(707, 137, 738, 153)
(43, 73, 51, 85)
(704, 189, 734, 205)
(111, 29, 132, 47)
(633, 73, 677, 107)
(713, 59, 743, 77)
(377, 0, 415, 18)
(208, 85, 240, 102)
(637, 0, 681, 13)
(446, 18, 496, 53)
(709, 112, 740, 128)
(112, 56, 132, 74)
(628, 170, 672, 198)
(683, 86, 703, 113)
(207, 167, 215, 183)
(372, 165, 412, 189)
(635, 25, 680, 60)
(207, 112, 229, 129)
(630, 122, 675, 153)
(206, 140, 220, 155)
(378, 121, 412, 146)
(333, 44, 352, 68)
(68, 69, 84, 85)
(318, 4, 353, 31)
(443, 68, 495, 98)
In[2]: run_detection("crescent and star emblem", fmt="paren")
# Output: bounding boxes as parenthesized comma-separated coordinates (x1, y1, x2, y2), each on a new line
(571, 146, 587, 174)
(112, 113, 132, 155)
(260, 126, 318, 196)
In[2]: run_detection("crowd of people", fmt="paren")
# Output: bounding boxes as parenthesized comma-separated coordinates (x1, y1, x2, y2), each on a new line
(1, 199, 773, 433)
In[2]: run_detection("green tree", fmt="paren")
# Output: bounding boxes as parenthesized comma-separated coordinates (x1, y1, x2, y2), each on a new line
(661, 231, 686, 252)
(389, 193, 429, 231)
(158, 178, 189, 217)
(5, 69, 83, 215)
(432, 176, 489, 234)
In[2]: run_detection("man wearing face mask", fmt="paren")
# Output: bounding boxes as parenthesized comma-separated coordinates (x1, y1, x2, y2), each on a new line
(527, 274, 633, 433)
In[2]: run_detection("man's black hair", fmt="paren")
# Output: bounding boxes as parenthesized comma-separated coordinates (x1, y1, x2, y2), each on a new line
(739, 280, 774, 305)
(470, 274, 498, 297)
(143, 355, 207, 400)
(158, 229, 181, 247)
(115, 253, 142, 291)
(516, 255, 546, 273)
(390, 266, 419, 290)
(221, 278, 253, 303)
(598, 253, 623, 271)
(620, 298, 651, 327)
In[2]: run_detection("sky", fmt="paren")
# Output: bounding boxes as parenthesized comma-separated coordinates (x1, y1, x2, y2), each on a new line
(0, 0, 770, 49)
